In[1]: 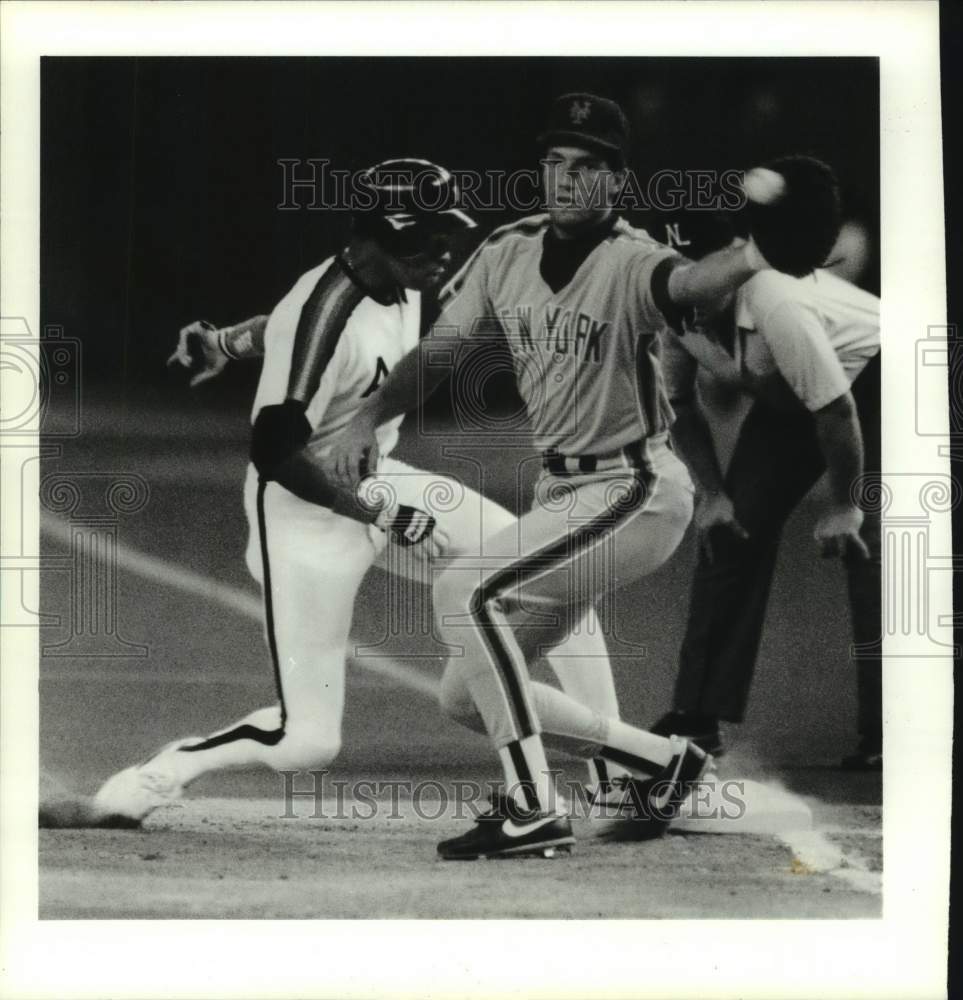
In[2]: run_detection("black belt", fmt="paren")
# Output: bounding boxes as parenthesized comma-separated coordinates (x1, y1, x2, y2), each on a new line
(542, 440, 648, 476)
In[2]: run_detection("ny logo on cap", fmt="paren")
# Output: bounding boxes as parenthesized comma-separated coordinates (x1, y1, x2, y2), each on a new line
(569, 99, 592, 124)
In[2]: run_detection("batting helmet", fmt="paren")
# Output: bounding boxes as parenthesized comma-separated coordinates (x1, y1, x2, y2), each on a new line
(352, 158, 476, 256)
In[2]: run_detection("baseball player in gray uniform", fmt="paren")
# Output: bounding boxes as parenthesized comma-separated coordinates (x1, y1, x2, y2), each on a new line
(327, 95, 840, 859)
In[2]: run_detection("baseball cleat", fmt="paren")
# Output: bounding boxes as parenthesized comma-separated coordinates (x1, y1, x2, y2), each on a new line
(92, 737, 201, 825)
(584, 779, 637, 838)
(437, 794, 574, 861)
(596, 737, 714, 841)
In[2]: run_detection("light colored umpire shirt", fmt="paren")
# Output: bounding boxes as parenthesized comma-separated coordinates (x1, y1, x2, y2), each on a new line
(661, 268, 880, 413)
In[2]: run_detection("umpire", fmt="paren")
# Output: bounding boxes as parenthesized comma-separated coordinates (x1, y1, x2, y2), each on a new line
(649, 180, 882, 770)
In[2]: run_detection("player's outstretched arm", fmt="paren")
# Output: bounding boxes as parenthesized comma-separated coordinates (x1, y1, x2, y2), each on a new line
(812, 391, 870, 559)
(167, 316, 268, 386)
(666, 242, 760, 310)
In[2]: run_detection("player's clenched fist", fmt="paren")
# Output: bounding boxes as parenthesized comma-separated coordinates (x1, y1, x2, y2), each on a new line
(356, 475, 442, 554)
(376, 503, 439, 550)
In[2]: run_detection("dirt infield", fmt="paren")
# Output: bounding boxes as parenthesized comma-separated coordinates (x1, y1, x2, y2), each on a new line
(38, 407, 883, 922)
(40, 794, 880, 919)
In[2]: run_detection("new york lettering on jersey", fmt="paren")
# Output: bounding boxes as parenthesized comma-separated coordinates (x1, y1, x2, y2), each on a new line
(500, 303, 609, 365)
(438, 215, 679, 455)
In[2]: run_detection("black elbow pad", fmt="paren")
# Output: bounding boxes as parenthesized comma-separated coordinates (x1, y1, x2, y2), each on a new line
(251, 400, 312, 479)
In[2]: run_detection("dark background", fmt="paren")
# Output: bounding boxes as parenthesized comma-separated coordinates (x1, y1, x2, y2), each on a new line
(41, 56, 880, 405)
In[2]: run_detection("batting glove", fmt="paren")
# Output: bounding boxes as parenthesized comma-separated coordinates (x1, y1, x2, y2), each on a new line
(374, 504, 437, 547)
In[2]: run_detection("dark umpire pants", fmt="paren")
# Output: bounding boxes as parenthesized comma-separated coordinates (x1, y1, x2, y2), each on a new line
(673, 352, 882, 746)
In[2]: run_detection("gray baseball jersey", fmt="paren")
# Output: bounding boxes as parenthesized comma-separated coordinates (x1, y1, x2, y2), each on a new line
(436, 214, 681, 456)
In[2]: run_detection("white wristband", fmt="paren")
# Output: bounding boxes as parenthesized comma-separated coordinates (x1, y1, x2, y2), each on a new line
(217, 326, 242, 361)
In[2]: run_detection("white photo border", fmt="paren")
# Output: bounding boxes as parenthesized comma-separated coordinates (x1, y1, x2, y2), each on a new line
(0, 2, 951, 998)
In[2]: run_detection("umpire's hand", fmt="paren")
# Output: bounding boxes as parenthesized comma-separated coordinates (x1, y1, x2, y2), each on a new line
(694, 492, 750, 564)
(814, 504, 870, 560)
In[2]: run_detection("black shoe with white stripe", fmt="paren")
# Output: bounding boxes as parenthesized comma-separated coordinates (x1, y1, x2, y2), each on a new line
(612, 737, 713, 841)
(437, 794, 574, 861)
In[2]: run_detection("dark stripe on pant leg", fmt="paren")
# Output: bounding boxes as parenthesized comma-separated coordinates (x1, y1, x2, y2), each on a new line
(182, 482, 289, 756)
(600, 744, 666, 778)
(593, 756, 611, 794)
(472, 590, 537, 737)
(181, 723, 285, 753)
(470, 467, 653, 741)
(507, 740, 540, 812)
(257, 478, 287, 728)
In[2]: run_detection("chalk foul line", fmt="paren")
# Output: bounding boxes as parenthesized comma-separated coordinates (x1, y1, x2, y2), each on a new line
(40, 512, 438, 699)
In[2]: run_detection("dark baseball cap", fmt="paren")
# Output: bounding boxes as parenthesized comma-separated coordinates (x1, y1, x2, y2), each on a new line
(537, 93, 630, 164)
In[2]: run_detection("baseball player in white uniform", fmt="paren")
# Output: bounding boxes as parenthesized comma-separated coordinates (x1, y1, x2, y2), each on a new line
(93, 159, 518, 820)
(327, 96, 841, 859)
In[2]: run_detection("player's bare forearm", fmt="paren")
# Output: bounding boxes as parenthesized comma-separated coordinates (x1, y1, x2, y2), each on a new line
(667, 244, 758, 309)
(670, 401, 727, 496)
(169, 315, 268, 385)
(272, 449, 378, 524)
(220, 315, 269, 360)
(270, 440, 440, 550)
(249, 399, 373, 520)
(813, 391, 864, 508)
